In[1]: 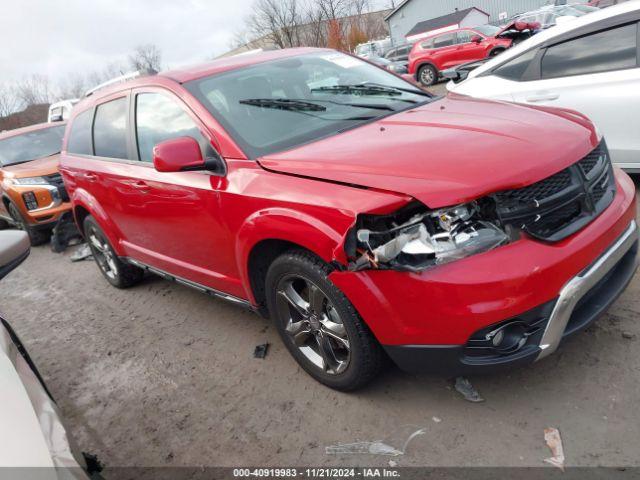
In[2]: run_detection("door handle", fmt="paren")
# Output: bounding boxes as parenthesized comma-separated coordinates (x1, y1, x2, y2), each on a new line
(132, 180, 151, 193)
(84, 173, 99, 182)
(526, 93, 559, 103)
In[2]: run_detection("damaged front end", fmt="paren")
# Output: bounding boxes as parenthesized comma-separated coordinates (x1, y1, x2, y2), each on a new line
(347, 200, 515, 273)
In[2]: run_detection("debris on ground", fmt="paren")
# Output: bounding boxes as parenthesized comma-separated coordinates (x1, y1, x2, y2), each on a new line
(454, 377, 485, 403)
(388, 460, 397, 467)
(325, 428, 426, 457)
(622, 331, 636, 340)
(253, 343, 269, 359)
(50, 212, 82, 253)
(544, 427, 565, 471)
(70, 243, 93, 262)
(432, 416, 442, 423)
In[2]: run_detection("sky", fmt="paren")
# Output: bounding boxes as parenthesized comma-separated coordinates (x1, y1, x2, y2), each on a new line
(0, 0, 390, 86)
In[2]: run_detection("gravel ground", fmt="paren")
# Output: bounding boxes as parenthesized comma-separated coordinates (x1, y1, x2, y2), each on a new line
(1, 176, 639, 470)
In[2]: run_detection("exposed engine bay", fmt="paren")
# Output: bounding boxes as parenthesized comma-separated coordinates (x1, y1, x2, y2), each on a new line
(347, 201, 514, 272)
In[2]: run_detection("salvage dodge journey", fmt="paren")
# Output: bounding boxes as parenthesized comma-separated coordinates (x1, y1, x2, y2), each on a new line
(60, 48, 638, 390)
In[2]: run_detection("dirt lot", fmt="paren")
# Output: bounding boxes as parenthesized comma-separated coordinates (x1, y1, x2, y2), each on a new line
(2, 177, 639, 469)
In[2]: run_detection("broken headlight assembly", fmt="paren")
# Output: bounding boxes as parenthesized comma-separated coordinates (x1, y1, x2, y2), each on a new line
(348, 201, 511, 272)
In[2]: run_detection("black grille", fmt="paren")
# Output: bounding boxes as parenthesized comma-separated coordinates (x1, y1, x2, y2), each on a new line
(494, 141, 616, 242)
(44, 173, 70, 203)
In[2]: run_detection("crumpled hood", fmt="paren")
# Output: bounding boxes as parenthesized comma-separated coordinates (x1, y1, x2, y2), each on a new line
(258, 95, 598, 208)
(2, 154, 60, 178)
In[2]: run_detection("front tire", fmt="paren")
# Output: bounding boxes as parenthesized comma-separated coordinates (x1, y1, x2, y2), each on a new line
(7, 201, 50, 246)
(489, 48, 505, 58)
(83, 215, 144, 289)
(418, 64, 438, 86)
(265, 250, 382, 391)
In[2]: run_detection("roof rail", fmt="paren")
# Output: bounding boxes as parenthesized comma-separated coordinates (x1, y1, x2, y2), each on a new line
(84, 68, 158, 97)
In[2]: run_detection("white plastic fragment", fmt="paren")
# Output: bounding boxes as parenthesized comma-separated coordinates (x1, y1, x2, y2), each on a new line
(454, 377, 485, 403)
(325, 428, 426, 457)
(432, 416, 442, 423)
(544, 427, 565, 471)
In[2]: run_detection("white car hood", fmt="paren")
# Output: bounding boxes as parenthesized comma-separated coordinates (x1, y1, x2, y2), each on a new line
(0, 319, 86, 476)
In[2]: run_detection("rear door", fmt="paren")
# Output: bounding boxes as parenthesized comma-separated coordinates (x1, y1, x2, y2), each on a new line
(113, 87, 235, 293)
(430, 33, 459, 69)
(510, 21, 640, 167)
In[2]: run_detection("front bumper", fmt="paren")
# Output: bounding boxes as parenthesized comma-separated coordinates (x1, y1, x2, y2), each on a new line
(329, 168, 637, 373)
(384, 221, 638, 375)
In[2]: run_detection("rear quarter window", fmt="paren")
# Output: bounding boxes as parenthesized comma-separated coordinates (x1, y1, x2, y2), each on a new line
(493, 48, 539, 81)
(67, 109, 94, 155)
(93, 97, 129, 159)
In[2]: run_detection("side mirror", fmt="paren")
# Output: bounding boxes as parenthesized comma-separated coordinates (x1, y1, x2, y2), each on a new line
(471, 35, 483, 44)
(153, 137, 225, 175)
(0, 231, 30, 281)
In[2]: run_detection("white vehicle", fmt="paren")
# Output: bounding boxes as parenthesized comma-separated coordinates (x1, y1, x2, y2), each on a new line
(0, 230, 93, 477)
(354, 38, 392, 58)
(48, 99, 79, 123)
(449, 2, 640, 171)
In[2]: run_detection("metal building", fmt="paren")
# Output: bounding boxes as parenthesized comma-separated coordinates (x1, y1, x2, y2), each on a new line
(385, 0, 551, 44)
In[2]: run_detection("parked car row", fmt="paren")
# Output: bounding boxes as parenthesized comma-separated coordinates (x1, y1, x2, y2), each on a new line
(449, 2, 640, 171)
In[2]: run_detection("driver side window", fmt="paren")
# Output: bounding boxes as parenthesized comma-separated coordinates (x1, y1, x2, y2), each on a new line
(135, 93, 206, 162)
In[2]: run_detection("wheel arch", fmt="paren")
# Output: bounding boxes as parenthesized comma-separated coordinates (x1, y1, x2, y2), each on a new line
(237, 208, 349, 314)
(71, 188, 125, 255)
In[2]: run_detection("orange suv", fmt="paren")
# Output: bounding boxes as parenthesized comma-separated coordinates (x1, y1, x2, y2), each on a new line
(0, 123, 71, 245)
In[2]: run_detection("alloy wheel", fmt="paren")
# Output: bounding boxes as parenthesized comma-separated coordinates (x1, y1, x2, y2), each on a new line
(88, 227, 118, 280)
(276, 275, 351, 375)
(420, 68, 434, 85)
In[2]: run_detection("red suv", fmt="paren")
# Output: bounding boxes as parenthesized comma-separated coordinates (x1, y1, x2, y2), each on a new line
(409, 26, 513, 86)
(60, 48, 637, 390)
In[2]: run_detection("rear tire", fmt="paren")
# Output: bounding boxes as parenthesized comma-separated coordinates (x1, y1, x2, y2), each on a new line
(418, 64, 438, 86)
(7, 201, 50, 246)
(265, 249, 382, 391)
(83, 215, 144, 289)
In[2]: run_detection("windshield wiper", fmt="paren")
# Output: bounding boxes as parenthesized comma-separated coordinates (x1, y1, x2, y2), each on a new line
(311, 84, 404, 97)
(360, 82, 433, 97)
(239, 98, 327, 112)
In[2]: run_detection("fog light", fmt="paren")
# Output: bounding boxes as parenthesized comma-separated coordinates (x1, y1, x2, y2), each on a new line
(22, 191, 38, 211)
(490, 323, 527, 353)
(491, 329, 505, 347)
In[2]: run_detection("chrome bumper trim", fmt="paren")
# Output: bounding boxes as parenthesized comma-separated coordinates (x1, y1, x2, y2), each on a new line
(536, 220, 638, 361)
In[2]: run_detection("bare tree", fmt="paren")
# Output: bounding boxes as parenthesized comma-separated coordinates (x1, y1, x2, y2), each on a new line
(247, 0, 303, 49)
(0, 84, 19, 117)
(14, 75, 51, 106)
(56, 74, 88, 100)
(128, 44, 162, 72)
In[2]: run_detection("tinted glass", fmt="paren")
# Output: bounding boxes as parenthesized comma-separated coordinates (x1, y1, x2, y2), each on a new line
(542, 24, 637, 79)
(187, 52, 430, 158)
(433, 33, 455, 48)
(93, 98, 128, 159)
(67, 109, 93, 155)
(136, 93, 204, 162)
(493, 48, 539, 81)
(0, 126, 65, 166)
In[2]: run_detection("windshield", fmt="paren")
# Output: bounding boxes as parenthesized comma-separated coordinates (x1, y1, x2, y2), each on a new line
(0, 125, 65, 167)
(186, 52, 431, 158)
(474, 25, 502, 37)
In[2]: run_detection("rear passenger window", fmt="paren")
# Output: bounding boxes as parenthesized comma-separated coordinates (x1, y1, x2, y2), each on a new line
(493, 48, 539, 81)
(541, 24, 638, 79)
(93, 98, 128, 159)
(67, 109, 93, 155)
(135, 93, 205, 162)
(433, 33, 455, 48)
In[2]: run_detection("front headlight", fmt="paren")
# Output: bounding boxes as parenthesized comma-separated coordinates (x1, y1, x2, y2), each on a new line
(349, 202, 510, 272)
(11, 176, 48, 186)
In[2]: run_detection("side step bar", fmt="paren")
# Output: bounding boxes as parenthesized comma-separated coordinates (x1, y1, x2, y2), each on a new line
(124, 257, 253, 310)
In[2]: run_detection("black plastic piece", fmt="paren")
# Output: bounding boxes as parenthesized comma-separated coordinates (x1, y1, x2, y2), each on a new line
(254, 343, 269, 359)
